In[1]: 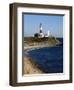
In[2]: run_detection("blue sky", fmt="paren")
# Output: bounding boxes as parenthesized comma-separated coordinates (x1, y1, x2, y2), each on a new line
(23, 14, 63, 37)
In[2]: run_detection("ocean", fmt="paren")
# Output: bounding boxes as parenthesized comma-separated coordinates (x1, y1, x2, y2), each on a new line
(26, 38, 63, 73)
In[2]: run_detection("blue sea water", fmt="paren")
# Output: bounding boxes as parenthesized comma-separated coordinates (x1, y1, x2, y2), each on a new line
(27, 38, 63, 73)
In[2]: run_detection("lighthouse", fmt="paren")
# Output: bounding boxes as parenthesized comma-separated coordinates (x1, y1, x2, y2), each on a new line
(39, 23, 44, 38)
(34, 23, 51, 38)
(39, 23, 43, 31)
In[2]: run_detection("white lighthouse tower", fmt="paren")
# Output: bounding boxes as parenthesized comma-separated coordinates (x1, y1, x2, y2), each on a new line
(39, 23, 44, 38)
(39, 23, 43, 31)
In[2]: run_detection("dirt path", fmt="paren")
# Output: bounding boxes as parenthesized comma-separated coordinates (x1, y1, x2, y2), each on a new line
(24, 56, 43, 74)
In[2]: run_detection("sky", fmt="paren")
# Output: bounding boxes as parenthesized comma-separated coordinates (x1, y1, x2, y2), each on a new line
(23, 14, 63, 38)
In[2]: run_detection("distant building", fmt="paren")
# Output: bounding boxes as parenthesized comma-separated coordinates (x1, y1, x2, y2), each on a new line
(45, 30, 50, 37)
(34, 33, 39, 38)
(47, 30, 50, 37)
